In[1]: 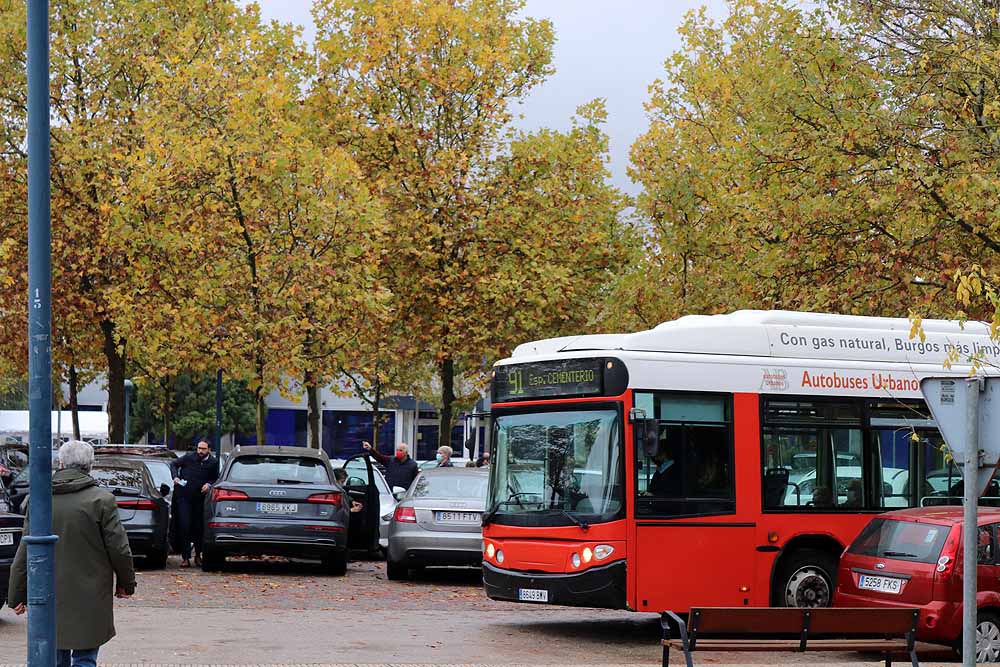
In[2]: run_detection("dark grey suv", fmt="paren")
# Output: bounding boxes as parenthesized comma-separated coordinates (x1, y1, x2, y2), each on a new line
(202, 446, 378, 575)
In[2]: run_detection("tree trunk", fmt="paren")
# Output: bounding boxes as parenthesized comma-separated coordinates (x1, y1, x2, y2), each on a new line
(68, 363, 80, 440)
(438, 358, 455, 451)
(100, 318, 126, 443)
(255, 390, 267, 446)
(306, 381, 321, 450)
(162, 378, 172, 449)
(370, 381, 382, 451)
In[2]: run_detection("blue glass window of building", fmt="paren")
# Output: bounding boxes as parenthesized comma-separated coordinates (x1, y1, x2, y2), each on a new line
(322, 410, 395, 459)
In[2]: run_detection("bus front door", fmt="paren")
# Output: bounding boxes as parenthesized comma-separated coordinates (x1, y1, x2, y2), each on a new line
(634, 523, 757, 612)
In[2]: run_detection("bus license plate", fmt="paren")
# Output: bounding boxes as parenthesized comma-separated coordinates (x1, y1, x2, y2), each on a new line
(257, 502, 297, 514)
(858, 574, 903, 594)
(0, 533, 12, 546)
(518, 588, 548, 602)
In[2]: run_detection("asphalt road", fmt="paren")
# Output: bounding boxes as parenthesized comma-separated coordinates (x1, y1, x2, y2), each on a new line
(0, 555, 960, 665)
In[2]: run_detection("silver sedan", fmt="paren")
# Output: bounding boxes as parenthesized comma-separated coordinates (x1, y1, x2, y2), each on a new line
(386, 467, 488, 580)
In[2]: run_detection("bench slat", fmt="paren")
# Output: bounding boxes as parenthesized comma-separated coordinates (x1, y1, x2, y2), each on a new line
(665, 638, 908, 651)
(808, 608, 918, 635)
(690, 607, 805, 634)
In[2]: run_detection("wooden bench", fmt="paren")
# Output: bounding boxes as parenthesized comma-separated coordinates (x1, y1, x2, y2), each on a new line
(661, 607, 920, 667)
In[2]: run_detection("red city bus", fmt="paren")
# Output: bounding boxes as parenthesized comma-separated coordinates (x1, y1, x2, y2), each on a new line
(481, 310, 999, 612)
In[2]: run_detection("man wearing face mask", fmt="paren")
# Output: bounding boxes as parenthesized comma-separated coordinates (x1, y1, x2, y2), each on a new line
(170, 440, 220, 567)
(362, 441, 419, 492)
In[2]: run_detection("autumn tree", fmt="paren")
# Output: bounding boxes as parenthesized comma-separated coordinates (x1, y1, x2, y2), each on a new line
(313, 0, 632, 448)
(623, 0, 1000, 335)
(111, 5, 384, 445)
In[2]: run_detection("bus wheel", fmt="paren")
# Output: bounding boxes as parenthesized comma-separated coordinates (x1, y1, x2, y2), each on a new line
(777, 548, 836, 608)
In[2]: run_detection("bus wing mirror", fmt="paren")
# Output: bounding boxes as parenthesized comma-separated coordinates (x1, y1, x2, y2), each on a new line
(634, 418, 660, 457)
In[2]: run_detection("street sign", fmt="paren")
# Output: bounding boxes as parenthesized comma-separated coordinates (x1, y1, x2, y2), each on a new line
(922, 375, 1000, 667)
(921, 377, 1000, 495)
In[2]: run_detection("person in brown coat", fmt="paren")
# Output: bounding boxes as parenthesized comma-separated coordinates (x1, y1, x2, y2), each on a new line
(7, 440, 136, 667)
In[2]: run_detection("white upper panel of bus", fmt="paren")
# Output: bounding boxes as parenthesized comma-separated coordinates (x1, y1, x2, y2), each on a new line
(503, 311, 1000, 399)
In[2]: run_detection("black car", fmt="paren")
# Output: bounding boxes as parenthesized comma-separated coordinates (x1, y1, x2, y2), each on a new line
(202, 446, 379, 575)
(91, 458, 171, 569)
(4, 450, 61, 514)
(0, 442, 28, 486)
(0, 510, 24, 609)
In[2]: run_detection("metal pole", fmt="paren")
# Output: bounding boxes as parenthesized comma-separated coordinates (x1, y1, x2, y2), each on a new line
(123, 380, 132, 445)
(963, 378, 980, 667)
(25, 1, 58, 665)
(214, 369, 222, 458)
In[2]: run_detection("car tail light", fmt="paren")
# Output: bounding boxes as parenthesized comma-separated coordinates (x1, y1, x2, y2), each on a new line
(212, 488, 249, 502)
(935, 525, 961, 580)
(394, 506, 417, 523)
(307, 492, 343, 505)
(117, 499, 157, 510)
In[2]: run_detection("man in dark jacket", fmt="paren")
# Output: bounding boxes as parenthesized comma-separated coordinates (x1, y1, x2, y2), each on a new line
(170, 440, 219, 567)
(8, 440, 136, 667)
(362, 441, 418, 491)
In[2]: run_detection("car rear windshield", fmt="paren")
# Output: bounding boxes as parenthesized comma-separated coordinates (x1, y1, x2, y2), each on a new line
(411, 474, 488, 499)
(228, 456, 330, 485)
(848, 518, 950, 564)
(92, 467, 145, 492)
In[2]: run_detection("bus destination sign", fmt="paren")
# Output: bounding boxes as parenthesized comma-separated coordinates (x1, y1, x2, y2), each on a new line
(494, 359, 605, 403)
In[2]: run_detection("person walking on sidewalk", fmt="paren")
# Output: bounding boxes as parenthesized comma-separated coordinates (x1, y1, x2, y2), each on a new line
(170, 440, 219, 567)
(8, 440, 136, 667)
(362, 441, 418, 492)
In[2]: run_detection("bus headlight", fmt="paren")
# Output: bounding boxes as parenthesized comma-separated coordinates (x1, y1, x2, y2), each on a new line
(571, 553, 581, 568)
(594, 544, 614, 560)
(496, 549, 505, 564)
(582, 547, 593, 563)
(486, 543, 495, 558)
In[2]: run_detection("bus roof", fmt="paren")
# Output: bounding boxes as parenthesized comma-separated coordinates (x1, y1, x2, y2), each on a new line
(508, 310, 998, 367)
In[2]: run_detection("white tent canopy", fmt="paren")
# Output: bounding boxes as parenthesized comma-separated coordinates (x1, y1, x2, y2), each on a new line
(0, 410, 109, 441)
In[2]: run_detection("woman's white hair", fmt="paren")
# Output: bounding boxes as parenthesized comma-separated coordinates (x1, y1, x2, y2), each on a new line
(58, 440, 94, 473)
(438, 445, 453, 457)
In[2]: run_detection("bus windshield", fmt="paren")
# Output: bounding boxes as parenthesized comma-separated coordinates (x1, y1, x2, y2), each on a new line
(489, 409, 623, 525)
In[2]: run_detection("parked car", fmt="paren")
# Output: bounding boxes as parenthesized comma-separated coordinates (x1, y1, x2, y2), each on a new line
(418, 458, 470, 471)
(0, 509, 24, 609)
(0, 442, 28, 486)
(386, 467, 488, 580)
(334, 454, 400, 554)
(90, 458, 171, 569)
(834, 506, 1000, 661)
(202, 446, 379, 574)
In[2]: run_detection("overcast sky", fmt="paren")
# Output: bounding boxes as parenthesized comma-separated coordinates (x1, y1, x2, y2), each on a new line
(251, 0, 730, 195)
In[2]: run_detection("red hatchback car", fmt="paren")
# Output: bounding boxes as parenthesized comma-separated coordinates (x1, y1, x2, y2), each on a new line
(835, 507, 1000, 661)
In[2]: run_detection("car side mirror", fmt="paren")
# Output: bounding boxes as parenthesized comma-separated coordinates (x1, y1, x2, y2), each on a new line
(159, 483, 171, 497)
(392, 486, 406, 501)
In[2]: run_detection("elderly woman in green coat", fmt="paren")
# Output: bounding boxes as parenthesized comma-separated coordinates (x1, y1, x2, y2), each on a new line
(7, 440, 136, 667)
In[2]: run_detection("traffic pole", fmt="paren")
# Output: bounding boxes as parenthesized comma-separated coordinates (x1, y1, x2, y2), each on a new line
(25, 1, 59, 665)
(963, 378, 980, 666)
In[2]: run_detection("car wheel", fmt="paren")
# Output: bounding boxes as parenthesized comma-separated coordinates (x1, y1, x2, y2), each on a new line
(200, 549, 225, 572)
(322, 550, 348, 576)
(978, 611, 1000, 662)
(145, 548, 168, 570)
(775, 548, 837, 608)
(386, 559, 408, 581)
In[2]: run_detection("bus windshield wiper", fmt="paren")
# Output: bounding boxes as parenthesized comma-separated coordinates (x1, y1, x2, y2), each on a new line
(548, 508, 589, 531)
(882, 550, 917, 558)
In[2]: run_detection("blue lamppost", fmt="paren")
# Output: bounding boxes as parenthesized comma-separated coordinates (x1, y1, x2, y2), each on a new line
(25, 1, 58, 664)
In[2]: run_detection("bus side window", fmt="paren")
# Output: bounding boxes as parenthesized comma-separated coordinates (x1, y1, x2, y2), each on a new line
(635, 393, 734, 518)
